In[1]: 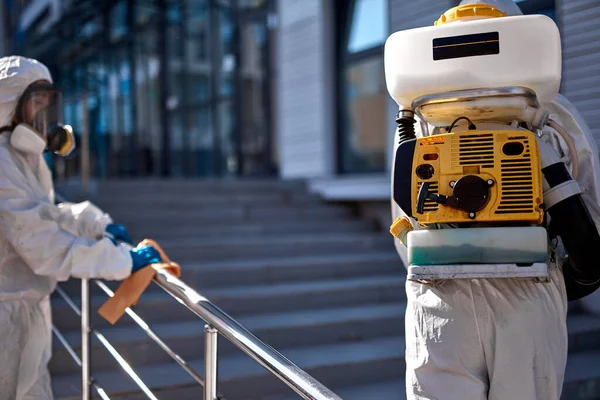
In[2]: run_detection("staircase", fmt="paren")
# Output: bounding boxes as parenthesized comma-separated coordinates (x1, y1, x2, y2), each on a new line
(49, 179, 600, 400)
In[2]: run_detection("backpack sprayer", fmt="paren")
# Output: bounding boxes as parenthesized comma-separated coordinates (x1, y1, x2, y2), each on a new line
(386, 4, 600, 286)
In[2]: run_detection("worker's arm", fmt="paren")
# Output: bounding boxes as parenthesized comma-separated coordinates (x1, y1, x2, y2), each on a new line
(0, 161, 132, 282)
(44, 200, 112, 240)
(44, 200, 133, 244)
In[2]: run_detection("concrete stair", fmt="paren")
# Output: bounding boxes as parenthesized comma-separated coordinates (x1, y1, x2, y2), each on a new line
(51, 179, 600, 400)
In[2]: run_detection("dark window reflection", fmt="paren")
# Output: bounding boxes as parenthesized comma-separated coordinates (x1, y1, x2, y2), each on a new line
(110, 1, 128, 43)
(189, 107, 214, 176)
(220, 9, 235, 97)
(186, 1, 210, 102)
(219, 100, 237, 175)
(169, 111, 185, 177)
(135, 26, 161, 177)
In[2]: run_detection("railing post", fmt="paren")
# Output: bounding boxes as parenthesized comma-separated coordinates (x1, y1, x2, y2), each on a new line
(81, 278, 92, 400)
(204, 324, 218, 400)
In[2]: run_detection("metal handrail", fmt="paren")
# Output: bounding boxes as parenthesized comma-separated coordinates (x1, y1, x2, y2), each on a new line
(55, 270, 343, 399)
(50, 198, 342, 399)
(154, 269, 343, 400)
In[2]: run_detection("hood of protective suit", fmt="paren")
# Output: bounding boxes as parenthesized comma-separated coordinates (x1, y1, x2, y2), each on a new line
(459, 0, 524, 16)
(0, 56, 52, 129)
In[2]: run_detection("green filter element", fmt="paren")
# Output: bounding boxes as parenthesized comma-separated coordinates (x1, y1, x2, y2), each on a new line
(409, 245, 547, 265)
(407, 227, 548, 266)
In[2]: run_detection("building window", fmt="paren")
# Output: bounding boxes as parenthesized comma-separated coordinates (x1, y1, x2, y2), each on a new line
(134, 23, 162, 177)
(238, 0, 267, 8)
(338, 0, 389, 174)
(219, 9, 235, 97)
(514, 0, 556, 20)
(347, 0, 388, 53)
(110, 1, 128, 43)
(185, 1, 211, 102)
(189, 107, 214, 176)
(12, 0, 271, 179)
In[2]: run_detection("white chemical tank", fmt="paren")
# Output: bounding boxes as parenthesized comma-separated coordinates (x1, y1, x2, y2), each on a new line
(384, 5, 562, 109)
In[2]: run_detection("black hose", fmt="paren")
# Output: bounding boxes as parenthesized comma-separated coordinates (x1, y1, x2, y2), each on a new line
(448, 116, 477, 133)
(396, 110, 416, 144)
(393, 110, 417, 217)
(542, 162, 600, 300)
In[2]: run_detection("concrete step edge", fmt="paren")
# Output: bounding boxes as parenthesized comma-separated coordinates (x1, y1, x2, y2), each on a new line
(155, 232, 391, 247)
(180, 251, 401, 271)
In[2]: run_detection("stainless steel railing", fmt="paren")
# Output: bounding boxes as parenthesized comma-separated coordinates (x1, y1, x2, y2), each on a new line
(52, 231, 343, 400)
(154, 269, 342, 400)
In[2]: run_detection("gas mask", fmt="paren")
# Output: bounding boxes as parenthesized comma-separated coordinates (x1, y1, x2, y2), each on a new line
(4, 81, 75, 157)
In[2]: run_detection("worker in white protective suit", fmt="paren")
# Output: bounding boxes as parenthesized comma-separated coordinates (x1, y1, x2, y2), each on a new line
(391, 1, 600, 399)
(0, 55, 165, 400)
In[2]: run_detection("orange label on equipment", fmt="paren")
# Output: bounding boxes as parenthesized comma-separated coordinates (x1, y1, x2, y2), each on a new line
(421, 136, 445, 145)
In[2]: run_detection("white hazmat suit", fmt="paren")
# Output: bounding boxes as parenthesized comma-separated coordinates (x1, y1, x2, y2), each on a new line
(0, 56, 134, 400)
(391, 2, 600, 399)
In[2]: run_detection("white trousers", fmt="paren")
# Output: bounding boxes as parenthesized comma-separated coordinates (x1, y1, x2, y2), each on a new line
(405, 263, 568, 400)
(0, 297, 54, 400)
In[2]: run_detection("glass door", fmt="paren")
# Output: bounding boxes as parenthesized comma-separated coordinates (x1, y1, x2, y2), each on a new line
(134, 28, 162, 177)
(235, 1, 277, 176)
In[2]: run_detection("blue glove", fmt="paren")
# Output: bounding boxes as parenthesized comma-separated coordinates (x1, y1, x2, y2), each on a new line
(105, 224, 133, 245)
(130, 244, 163, 274)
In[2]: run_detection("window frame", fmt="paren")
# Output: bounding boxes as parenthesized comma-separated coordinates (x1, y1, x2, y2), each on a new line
(335, 0, 388, 175)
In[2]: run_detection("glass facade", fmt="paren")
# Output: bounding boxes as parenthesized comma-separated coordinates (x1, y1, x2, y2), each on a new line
(514, 0, 556, 20)
(7, 0, 277, 180)
(338, 0, 389, 174)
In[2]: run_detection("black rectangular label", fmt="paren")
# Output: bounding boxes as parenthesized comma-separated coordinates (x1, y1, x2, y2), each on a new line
(433, 31, 499, 61)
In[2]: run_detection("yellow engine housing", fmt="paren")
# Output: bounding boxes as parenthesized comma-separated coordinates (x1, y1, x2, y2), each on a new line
(412, 130, 544, 225)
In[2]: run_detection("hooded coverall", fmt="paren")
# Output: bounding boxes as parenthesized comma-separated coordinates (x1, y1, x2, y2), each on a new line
(393, 3, 600, 397)
(0, 56, 133, 400)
